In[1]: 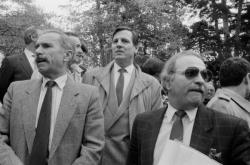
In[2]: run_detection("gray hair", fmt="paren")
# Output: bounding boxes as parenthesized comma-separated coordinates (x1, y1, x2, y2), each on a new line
(160, 50, 203, 88)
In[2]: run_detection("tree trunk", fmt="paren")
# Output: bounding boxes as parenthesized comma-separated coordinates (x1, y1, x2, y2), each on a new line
(234, 0, 243, 56)
(221, 0, 231, 58)
(96, 0, 106, 66)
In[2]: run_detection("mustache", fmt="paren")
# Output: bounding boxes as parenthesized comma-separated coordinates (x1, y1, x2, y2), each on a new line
(189, 89, 204, 94)
(35, 57, 47, 63)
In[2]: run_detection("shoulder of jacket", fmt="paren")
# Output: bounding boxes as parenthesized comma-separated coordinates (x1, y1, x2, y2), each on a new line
(216, 92, 231, 102)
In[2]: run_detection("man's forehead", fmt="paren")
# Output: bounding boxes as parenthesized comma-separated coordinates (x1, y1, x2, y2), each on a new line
(175, 55, 206, 70)
(37, 32, 60, 43)
(113, 30, 132, 39)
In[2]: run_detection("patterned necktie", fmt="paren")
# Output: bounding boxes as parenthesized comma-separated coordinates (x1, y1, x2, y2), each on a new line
(116, 68, 126, 106)
(29, 81, 56, 165)
(170, 110, 186, 141)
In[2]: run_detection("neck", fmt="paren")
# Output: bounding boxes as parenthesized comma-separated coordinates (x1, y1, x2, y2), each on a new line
(115, 58, 134, 68)
(42, 71, 67, 80)
(223, 85, 245, 98)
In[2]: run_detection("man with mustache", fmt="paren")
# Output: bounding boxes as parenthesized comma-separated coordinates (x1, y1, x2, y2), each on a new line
(83, 26, 162, 165)
(207, 57, 250, 127)
(127, 50, 250, 165)
(0, 29, 105, 165)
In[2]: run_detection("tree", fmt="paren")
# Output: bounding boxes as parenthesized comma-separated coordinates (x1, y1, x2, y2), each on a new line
(0, 0, 53, 56)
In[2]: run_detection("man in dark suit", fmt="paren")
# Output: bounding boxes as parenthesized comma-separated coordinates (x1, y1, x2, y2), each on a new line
(0, 29, 105, 165)
(127, 50, 250, 165)
(0, 26, 40, 103)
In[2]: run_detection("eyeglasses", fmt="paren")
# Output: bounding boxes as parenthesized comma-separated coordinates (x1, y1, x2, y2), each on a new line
(175, 67, 212, 82)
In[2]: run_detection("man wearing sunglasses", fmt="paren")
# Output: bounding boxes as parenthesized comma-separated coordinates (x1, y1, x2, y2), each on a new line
(127, 50, 250, 165)
(207, 57, 250, 128)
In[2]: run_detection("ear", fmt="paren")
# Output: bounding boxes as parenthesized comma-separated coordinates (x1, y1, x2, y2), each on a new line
(244, 73, 250, 85)
(63, 50, 73, 62)
(31, 33, 38, 42)
(134, 45, 139, 55)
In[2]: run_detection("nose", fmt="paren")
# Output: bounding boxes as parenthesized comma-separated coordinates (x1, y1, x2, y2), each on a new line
(35, 45, 42, 57)
(116, 39, 123, 48)
(194, 72, 205, 85)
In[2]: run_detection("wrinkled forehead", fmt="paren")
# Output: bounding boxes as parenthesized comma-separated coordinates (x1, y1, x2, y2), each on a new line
(68, 36, 81, 45)
(37, 32, 61, 44)
(175, 55, 206, 71)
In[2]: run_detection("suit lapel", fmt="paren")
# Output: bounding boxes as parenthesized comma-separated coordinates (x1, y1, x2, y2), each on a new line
(105, 68, 136, 130)
(49, 77, 79, 158)
(93, 62, 114, 109)
(190, 104, 214, 155)
(19, 53, 33, 76)
(22, 79, 42, 153)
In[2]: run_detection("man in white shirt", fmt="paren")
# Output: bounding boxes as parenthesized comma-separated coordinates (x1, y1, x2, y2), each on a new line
(127, 50, 250, 165)
(0, 29, 105, 165)
(83, 26, 162, 165)
(0, 26, 40, 102)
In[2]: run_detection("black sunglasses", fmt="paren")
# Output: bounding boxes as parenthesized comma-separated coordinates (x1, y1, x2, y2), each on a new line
(175, 67, 212, 82)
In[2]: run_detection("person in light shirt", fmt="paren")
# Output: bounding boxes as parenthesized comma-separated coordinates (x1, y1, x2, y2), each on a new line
(127, 50, 250, 165)
(0, 29, 105, 165)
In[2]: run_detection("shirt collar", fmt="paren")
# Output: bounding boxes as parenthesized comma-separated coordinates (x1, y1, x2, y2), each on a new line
(41, 74, 68, 90)
(24, 48, 35, 58)
(114, 62, 134, 75)
(166, 103, 198, 123)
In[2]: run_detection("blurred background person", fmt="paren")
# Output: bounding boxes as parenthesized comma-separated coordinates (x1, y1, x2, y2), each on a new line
(0, 50, 4, 67)
(65, 32, 88, 82)
(141, 57, 164, 82)
(207, 57, 250, 127)
(203, 81, 215, 105)
(0, 26, 41, 103)
(141, 57, 167, 105)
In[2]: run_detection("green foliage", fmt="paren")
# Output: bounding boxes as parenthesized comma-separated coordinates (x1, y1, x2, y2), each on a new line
(0, 1, 53, 56)
(65, 0, 189, 66)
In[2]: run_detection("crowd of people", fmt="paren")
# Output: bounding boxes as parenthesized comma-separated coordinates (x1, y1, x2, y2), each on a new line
(0, 25, 249, 165)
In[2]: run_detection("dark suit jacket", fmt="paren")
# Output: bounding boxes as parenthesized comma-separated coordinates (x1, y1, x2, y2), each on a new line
(127, 104, 250, 165)
(0, 53, 33, 102)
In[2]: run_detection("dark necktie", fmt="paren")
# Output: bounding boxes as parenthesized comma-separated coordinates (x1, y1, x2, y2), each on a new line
(170, 110, 186, 141)
(116, 68, 126, 106)
(29, 81, 56, 165)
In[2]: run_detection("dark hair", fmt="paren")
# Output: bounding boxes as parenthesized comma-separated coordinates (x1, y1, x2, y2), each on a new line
(65, 32, 78, 37)
(112, 26, 139, 46)
(220, 57, 250, 87)
(65, 32, 88, 53)
(142, 58, 164, 76)
(24, 26, 39, 45)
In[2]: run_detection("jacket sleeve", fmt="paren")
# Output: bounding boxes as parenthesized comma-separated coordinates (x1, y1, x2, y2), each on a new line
(0, 57, 14, 103)
(0, 83, 23, 165)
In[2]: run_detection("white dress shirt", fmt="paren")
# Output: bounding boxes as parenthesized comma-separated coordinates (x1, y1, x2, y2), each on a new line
(153, 103, 198, 165)
(36, 74, 67, 149)
(113, 62, 134, 97)
(24, 48, 36, 70)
